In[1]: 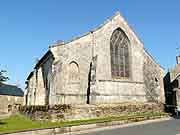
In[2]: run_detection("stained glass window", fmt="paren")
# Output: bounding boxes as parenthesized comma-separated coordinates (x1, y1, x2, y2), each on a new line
(110, 28, 130, 78)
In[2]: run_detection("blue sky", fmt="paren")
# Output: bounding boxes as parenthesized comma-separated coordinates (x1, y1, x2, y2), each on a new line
(0, 0, 180, 88)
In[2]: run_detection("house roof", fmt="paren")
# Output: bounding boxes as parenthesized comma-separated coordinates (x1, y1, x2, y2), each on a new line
(26, 50, 53, 81)
(26, 71, 34, 81)
(49, 12, 121, 48)
(34, 50, 53, 69)
(0, 84, 24, 97)
(49, 11, 164, 70)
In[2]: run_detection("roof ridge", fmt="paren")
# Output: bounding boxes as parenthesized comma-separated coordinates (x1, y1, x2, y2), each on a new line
(49, 11, 121, 48)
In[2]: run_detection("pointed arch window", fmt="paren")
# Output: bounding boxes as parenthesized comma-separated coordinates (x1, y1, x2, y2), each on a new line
(69, 61, 79, 83)
(110, 28, 130, 78)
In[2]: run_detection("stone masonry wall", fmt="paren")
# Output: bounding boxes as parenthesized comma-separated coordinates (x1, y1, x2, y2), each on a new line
(0, 95, 23, 114)
(20, 103, 164, 122)
(49, 34, 92, 105)
(27, 72, 36, 106)
(143, 51, 165, 103)
(90, 12, 164, 104)
(26, 55, 54, 106)
(90, 81, 146, 104)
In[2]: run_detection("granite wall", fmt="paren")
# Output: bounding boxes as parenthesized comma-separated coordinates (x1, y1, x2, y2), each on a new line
(19, 103, 164, 122)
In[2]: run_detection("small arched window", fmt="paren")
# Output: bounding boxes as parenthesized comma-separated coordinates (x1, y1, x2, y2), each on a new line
(110, 28, 130, 78)
(69, 61, 79, 82)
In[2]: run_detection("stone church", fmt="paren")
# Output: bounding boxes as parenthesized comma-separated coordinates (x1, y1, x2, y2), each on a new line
(24, 12, 165, 106)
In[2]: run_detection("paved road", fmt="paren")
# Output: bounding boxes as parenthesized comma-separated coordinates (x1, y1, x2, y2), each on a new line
(76, 118, 180, 135)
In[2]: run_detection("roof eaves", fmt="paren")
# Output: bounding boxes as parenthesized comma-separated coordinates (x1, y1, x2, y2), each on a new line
(26, 71, 34, 81)
(34, 50, 53, 69)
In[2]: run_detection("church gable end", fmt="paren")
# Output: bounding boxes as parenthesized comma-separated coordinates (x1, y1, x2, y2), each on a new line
(25, 11, 165, 106)
(89, 12, 164, 104)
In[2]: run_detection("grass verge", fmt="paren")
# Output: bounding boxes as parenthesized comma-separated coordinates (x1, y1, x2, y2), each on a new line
(0, 112, 168, 133)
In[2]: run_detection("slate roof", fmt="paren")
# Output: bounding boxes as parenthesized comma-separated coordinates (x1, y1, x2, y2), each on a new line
(26, 71, 34, 81)
(34, 50, 53, 69)
(0, 84, 24, 97)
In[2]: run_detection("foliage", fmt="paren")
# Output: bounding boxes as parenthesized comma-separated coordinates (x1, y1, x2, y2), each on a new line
(0, 70, 9, 85)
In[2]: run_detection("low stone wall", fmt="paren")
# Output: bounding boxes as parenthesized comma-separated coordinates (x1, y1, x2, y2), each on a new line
(19, 103, 164, 122)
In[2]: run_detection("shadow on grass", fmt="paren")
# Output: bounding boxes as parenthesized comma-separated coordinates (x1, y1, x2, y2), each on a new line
(0, 122, 6, 125)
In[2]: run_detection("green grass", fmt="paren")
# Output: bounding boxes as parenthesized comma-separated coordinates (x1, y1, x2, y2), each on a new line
(0, 112, 167, 133)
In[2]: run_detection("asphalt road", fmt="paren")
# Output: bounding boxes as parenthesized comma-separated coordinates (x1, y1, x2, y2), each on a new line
(77, 118, 180, 135)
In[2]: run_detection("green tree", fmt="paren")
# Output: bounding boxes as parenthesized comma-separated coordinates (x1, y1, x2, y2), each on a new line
(0, 70, 9, 85)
